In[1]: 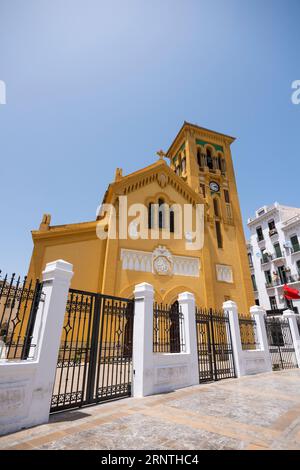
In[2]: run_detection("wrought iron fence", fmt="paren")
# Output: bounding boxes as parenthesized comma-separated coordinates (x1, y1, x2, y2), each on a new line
(0, 271, 43, 360)
(195, 307, 236, 382)
(265, 316, 298, 370)
(51, 289, 134, 412)
(296, 316, 300, 336)
(153, 302, 185, 353)
(238, 314, 260, 350)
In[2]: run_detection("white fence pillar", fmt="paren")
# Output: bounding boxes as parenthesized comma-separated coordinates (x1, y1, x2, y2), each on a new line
(132, 282, 154, 397)
(27, 260, 73, 425)
(283, 309, 300, 368)
(250, 306, 270, 353)
(0, 259, 73, 436)
(178, 292, 199, 385)
(223, 300, 244, 377)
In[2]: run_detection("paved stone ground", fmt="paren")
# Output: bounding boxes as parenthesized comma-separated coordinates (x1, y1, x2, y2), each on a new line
(1, 369, 300, 450)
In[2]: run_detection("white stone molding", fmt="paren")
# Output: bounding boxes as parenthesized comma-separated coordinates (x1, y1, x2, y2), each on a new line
(216, 264, 233, 283)
(121, 246, 200, 277)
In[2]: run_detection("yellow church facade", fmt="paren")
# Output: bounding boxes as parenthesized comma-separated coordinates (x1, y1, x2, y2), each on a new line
(27, 122, 254, 312)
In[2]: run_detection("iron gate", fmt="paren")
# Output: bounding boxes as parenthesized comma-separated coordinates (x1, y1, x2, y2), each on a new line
(265, 316, 298, 370)
(51, 289, 134, 412)
(195, 308, 236, 382)
(0, 272, 43, 360)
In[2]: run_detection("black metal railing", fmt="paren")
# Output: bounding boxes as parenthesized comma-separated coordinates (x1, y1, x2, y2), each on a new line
(0, 271, 43, 360)
(266, 275, 300, 288)
(195, 307, 236, 382)
(297, 316, 300, 336)
(238, 314, 259, 350)
(153, 302, 185, 353)
(265, 316, 298, 370)
(266, 307, 299, 316)
(51, 289, 134, 413)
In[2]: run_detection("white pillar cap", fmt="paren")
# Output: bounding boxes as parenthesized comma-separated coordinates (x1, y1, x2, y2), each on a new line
(223, 300, 237, 309)
(250, 305, 266, 316)
(178, 292, 195, 302)
(283, 309, 297, 317)
(42, 259, 73, 282)
(134, 282, 154, 296)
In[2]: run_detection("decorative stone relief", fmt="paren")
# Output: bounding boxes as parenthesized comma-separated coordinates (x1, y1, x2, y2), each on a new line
(216, 264, 233, 283)
(120, 246, 200, 277)
(152, 246, 173, 276)
(157, 172, 168, 188)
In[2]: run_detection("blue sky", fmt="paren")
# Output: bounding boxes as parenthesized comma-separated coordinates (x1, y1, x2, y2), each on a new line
(0, 0, 299, 275)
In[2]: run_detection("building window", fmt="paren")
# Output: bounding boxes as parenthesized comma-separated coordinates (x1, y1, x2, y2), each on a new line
(255, 299, 260, 306)
(268, 220, 276, 231)
(261, 249, 269, 264)
(200, 183, 206, 198)
(215, 221, 223, 248)
(206, 148, 213, 170)
(256, 226, 264, 242)
(149, 199, 175, 233)
(158, 198, 165, 229)
(181, 157, 186, 173)
(213, 198, 220, 217)
(296, 260, 300, 276)
(148, 203, 153, 229)
(268, 219, 277, 236)
(248, 252, 253, 268)
(251, 274, 257, 291)
(224, 189, 230, 203)
(197, 148, 201, 166)
(291, 235, 300, 253)
(264, 270, 272, 285)
(273, 242, 282, 259)
(278, 266, 287, 285)
(217, 154, 222, 171)
(170, 209, 175, 233)
(269, 296, 278, 310)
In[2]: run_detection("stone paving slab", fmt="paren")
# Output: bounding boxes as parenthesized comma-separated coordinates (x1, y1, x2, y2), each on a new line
(1, 370, 300, 450)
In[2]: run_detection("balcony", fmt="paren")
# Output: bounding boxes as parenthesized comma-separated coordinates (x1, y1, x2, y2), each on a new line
(265, 274, 300, 289)
(269, 228, 278, 238)
(272, 252, 285, 262)
(257, 239, 265, 248)
(261, 256, 271, 265)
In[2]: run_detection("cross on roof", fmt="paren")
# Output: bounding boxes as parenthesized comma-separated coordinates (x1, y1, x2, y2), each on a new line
(156, 149, 166, 160)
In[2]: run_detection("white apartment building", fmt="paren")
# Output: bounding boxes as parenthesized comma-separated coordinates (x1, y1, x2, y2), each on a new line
(247, 202, 300, 313)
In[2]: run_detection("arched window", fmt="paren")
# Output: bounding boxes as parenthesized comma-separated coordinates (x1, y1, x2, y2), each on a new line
(148, 202, 154, 229)
(213, 198, 220, 217)
(170, 209, 175, 233)
(197, 148, 201, 166)
(217, 153, 222, 171)
(181, 157, 186, 174)
(206, 148, 213, 170)
(158, 198, 165, 229)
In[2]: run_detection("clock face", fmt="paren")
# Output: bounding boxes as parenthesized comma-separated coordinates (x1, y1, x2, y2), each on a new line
(209, 181, 220, 192)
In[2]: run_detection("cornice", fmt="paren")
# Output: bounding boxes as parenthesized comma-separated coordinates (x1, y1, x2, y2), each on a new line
(32, 221, 98, 240)
(167, 122, 235, 157)
(247, 207, 278, 227)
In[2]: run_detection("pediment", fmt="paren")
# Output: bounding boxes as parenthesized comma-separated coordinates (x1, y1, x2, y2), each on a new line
(107, 160, 203, 206)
